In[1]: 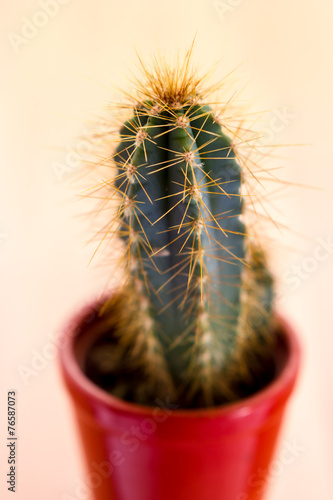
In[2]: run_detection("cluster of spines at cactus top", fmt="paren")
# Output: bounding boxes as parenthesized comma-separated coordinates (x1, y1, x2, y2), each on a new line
(95, 57, 275, 408)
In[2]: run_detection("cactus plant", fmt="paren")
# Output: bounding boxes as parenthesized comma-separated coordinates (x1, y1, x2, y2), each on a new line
(85, 50, 277, 408)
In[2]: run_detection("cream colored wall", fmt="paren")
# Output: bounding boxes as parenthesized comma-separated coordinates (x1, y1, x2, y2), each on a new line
(1, 0, 332, 498)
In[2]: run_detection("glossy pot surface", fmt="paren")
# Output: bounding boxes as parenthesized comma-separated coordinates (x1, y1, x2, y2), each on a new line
(59, 300, 301, 500)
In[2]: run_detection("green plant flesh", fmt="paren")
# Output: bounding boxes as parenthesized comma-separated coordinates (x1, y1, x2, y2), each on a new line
(88, 60, 276, 408)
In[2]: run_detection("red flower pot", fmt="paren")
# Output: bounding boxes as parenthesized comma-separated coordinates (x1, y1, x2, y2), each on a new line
(59, 299, 301, 500)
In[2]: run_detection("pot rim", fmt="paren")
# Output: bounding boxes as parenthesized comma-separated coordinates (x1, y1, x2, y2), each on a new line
(58, 297, 301, 420)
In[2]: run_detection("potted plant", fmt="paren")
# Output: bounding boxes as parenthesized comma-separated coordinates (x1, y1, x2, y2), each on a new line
(59, 50, 301, 500)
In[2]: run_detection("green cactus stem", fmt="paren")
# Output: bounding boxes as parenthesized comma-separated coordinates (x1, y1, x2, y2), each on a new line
(86, 52, 276, 408)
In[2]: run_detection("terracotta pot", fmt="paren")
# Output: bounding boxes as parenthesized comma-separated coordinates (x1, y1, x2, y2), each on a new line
(59, 299, 301, 500)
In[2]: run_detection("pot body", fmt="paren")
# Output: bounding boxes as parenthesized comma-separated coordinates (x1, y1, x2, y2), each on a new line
(59, 301, 301, 500)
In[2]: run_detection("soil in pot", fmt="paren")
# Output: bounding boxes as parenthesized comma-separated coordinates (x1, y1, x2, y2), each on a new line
(83, 302, 282, 409)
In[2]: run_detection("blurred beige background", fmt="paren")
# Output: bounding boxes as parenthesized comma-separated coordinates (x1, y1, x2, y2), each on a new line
(0, 0, 332, 498)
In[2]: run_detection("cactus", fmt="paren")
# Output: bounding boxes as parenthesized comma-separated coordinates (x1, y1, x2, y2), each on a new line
(86, 51, 277, 408)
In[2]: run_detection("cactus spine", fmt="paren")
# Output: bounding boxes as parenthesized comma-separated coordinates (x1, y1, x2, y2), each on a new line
(87, 51, 276, 408)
